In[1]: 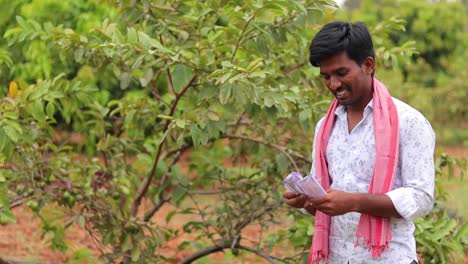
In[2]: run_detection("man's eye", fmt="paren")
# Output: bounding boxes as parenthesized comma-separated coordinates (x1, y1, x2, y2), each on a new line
(337, 71, 348, 77)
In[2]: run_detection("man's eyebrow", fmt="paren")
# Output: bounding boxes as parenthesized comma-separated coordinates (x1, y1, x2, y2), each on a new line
(334, 67, 348, 72)
(320, 67, 349, 75)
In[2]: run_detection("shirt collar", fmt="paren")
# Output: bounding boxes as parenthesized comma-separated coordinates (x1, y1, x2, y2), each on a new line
(334, 99, 374, 120)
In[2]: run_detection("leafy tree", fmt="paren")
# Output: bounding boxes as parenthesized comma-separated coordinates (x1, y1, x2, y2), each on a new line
(0, 0, 465, 263)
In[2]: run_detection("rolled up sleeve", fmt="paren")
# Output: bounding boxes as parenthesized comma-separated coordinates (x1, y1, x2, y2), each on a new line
(386, 114, 435, 221)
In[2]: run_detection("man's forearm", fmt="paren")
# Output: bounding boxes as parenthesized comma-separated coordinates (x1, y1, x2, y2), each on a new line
(352, 193, 401, 218)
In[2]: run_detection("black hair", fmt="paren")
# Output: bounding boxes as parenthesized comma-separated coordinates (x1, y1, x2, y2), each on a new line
(309, 21, 375, 67)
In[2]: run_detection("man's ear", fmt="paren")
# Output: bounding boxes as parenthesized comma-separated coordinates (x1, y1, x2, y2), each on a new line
(362, 56, 375, 75)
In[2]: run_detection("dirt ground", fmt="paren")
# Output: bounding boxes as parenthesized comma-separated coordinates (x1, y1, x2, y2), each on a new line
(0, 145, 466, 263)
(0, 200, 293, 263)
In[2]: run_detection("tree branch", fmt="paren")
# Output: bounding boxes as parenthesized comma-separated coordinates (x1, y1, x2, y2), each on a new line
(143, 144, 190, 221)
(238, 244, 282, 263)
(179, 238, 282, 264)
(221, 134, 301, 172)
(130, 76, 197, 217)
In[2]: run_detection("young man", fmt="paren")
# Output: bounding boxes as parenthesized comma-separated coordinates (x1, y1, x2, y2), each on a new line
(283, 22, 435, 264)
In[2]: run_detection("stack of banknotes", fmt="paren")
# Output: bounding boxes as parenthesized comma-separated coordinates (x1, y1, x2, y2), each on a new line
(282, 172, 326, 198)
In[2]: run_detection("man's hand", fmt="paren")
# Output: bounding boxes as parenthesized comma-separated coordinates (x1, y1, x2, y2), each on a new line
(284, 192, 317, 215)
(307, 189, 356, 216)
(283, 191, 308, 208)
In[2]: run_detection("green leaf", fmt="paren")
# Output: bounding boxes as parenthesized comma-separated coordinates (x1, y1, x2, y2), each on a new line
(139, 67, 154, 87)
(166, 210, 177, 224)
(3, 126, 19, 143)
(124, 110, 136, 128)
(121, 235, 133, 251)
(16, 16, 28, 29)
(190, 125, 202, 147)
(137, 31, 152, 49)
(172, 187, 187, 205)
(46, 102, 55, 119)
(178, 241, 191, 250)
(0, 130, 7, 151)
(0, 190, 9, 207)
(206, 111, 219, 121)
(71, 249, 92, 261)
(172, 64, 193, 93)
(0, 210, 16, 223)
(131, 246, 141, 262)
(120, 72, 132, 90)
(27, 100, 46, 123)
(74, 47, 84, 63)
(219, 83, 232, 104)
(127, 27, 138, 44)
(454, 221, 468, 241)
(175, 119, 186, 128)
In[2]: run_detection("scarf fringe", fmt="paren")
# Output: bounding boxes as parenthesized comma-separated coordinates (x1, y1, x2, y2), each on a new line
(310, 251, 328, 264)
(355, 235, 390, 258)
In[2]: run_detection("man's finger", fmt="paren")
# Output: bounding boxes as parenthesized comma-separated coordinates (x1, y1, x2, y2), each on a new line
(309, 194, 328, 205)
(288, 194, 305, 203)
(283, 191, 301, 199)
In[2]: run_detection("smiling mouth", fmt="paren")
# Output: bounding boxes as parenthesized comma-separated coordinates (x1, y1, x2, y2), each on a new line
(334, 87, 350, 98)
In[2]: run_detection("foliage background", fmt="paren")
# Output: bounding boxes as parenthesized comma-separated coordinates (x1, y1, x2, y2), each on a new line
(0, 0, 466, 263)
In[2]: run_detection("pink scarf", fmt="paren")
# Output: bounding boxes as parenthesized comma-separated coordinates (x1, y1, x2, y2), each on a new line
(308, 78, 399, 264)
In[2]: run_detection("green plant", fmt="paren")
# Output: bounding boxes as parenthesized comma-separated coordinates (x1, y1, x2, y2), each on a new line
(414, 151, 467, 264)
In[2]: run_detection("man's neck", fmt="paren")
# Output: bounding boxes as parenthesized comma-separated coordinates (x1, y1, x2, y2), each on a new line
(346, 94, 373, 115)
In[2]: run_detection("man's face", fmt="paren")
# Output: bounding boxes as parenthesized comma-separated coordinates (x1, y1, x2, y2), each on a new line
(319, 52, 374, 109)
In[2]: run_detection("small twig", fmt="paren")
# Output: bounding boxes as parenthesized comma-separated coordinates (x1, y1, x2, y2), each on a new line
(102, 151, 110, 170)
(164, 75, 197, 131)
(9, 198, 25, 210)
(187, 194, 218, 246)
(231, 12, 257, 62)
(143, 197, 169, 222)
(84, 221, 108, 257)
(166, 68, 174, 94)
(281, 62, 306, 75)
(233, 112, 246, 135)
(162, 143, 192, 160)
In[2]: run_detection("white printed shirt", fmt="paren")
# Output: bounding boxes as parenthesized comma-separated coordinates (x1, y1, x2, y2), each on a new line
(310, 97, 435, 264)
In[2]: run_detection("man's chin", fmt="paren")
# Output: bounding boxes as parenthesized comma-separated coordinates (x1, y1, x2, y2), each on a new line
(336, 98, 352, 106)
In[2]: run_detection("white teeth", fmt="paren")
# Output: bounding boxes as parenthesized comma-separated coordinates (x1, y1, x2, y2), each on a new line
(337, 90, 347, 96)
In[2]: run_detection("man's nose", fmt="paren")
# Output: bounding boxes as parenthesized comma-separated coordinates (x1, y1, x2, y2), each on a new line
(329, 76, 342, 91)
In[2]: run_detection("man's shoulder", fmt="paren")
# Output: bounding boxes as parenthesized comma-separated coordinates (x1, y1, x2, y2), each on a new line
(391, 97, 435, 138)
(391, 97, 429, 124)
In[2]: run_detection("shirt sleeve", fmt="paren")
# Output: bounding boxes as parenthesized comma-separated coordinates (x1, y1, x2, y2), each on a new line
(300, 118, 325, 216)
(386, 114, 435, 221)
(309, 117, 325, 176)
